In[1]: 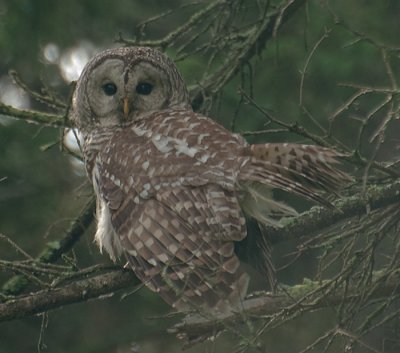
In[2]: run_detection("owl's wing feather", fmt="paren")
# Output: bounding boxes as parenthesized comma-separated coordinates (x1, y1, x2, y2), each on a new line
(156, 185, 247, 241)
(239, 144, 351, 209)
(243, 143, 350, 192)
(113, 194, 249, 311)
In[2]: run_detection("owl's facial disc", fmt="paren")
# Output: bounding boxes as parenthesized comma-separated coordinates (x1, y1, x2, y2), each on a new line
(86, 58, 172, 126)
(71, 47, 192, 130)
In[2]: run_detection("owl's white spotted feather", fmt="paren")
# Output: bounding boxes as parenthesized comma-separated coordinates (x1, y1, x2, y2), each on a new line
(70, 46, 351, 313)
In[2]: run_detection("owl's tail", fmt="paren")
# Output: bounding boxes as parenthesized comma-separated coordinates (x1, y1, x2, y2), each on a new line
(237, 143, 351, 288)
(238, 143, 352, 221)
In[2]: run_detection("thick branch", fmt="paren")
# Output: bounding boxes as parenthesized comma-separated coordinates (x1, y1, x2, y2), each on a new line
(269, 180, 400, 244)
(169, 271, 400, 342)
(0, 269, 138, 322)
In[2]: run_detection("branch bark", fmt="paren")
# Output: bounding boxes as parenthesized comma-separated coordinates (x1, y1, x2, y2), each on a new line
(169, 270, 400, 344)
(0, 102, 65, 127)
(269, 180, 400, 244)
(0, 269, 138, 322)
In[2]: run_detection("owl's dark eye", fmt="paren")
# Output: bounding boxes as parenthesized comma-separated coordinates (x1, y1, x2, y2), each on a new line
(102, 83, 117, 96)
(136, 82, 153, 95)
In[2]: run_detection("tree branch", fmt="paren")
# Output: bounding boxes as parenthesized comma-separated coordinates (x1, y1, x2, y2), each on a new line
(0, 268, 138, 322)
(1, 198, 96, 296)
(191, 0, 307, 110)
(0, 102, 65, 127)
(1, 181, 399, 321)
(268, 180, 400, 244)
(169, 270, 400, 345)
(38, 197, 96, 263)
(0, 0, 307, 126)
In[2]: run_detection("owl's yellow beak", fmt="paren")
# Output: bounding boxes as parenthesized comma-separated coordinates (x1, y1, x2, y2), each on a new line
(123, 97, 130, 119)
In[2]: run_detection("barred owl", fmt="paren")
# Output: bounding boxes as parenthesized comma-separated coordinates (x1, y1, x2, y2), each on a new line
(69, 47, 349, 313)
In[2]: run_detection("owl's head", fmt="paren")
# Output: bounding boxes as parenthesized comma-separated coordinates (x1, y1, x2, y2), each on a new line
(69, 47, 191, 130)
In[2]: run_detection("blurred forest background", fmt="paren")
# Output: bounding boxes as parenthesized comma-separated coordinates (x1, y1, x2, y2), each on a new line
(1, 0, 400, 352)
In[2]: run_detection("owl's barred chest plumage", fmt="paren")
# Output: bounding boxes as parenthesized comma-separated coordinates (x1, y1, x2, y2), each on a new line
(72, 46, 350, 313)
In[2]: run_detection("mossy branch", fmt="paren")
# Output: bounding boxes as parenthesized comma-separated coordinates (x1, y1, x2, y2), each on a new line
(268, 180, 400, 244)
(169, 270, 400, 345)
(0, 102, 65, 127)
(0, 268, 137, 322)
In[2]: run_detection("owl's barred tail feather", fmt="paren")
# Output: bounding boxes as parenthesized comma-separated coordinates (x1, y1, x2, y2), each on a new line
(238, 143, 351, 223)
(238, 143, 350, 290)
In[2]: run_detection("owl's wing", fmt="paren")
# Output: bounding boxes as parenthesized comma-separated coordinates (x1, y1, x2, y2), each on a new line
(95, 126, 249, 311)
(113, 189, 248, 311)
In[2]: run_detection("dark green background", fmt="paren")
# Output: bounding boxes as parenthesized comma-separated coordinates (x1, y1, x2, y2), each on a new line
(1, 1, 399, 352)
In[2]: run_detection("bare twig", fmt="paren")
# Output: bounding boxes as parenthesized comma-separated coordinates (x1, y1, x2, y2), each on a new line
(9, 70, 67, 110)
(299, 28, 332, 106)
(1, 197, 95, 296)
